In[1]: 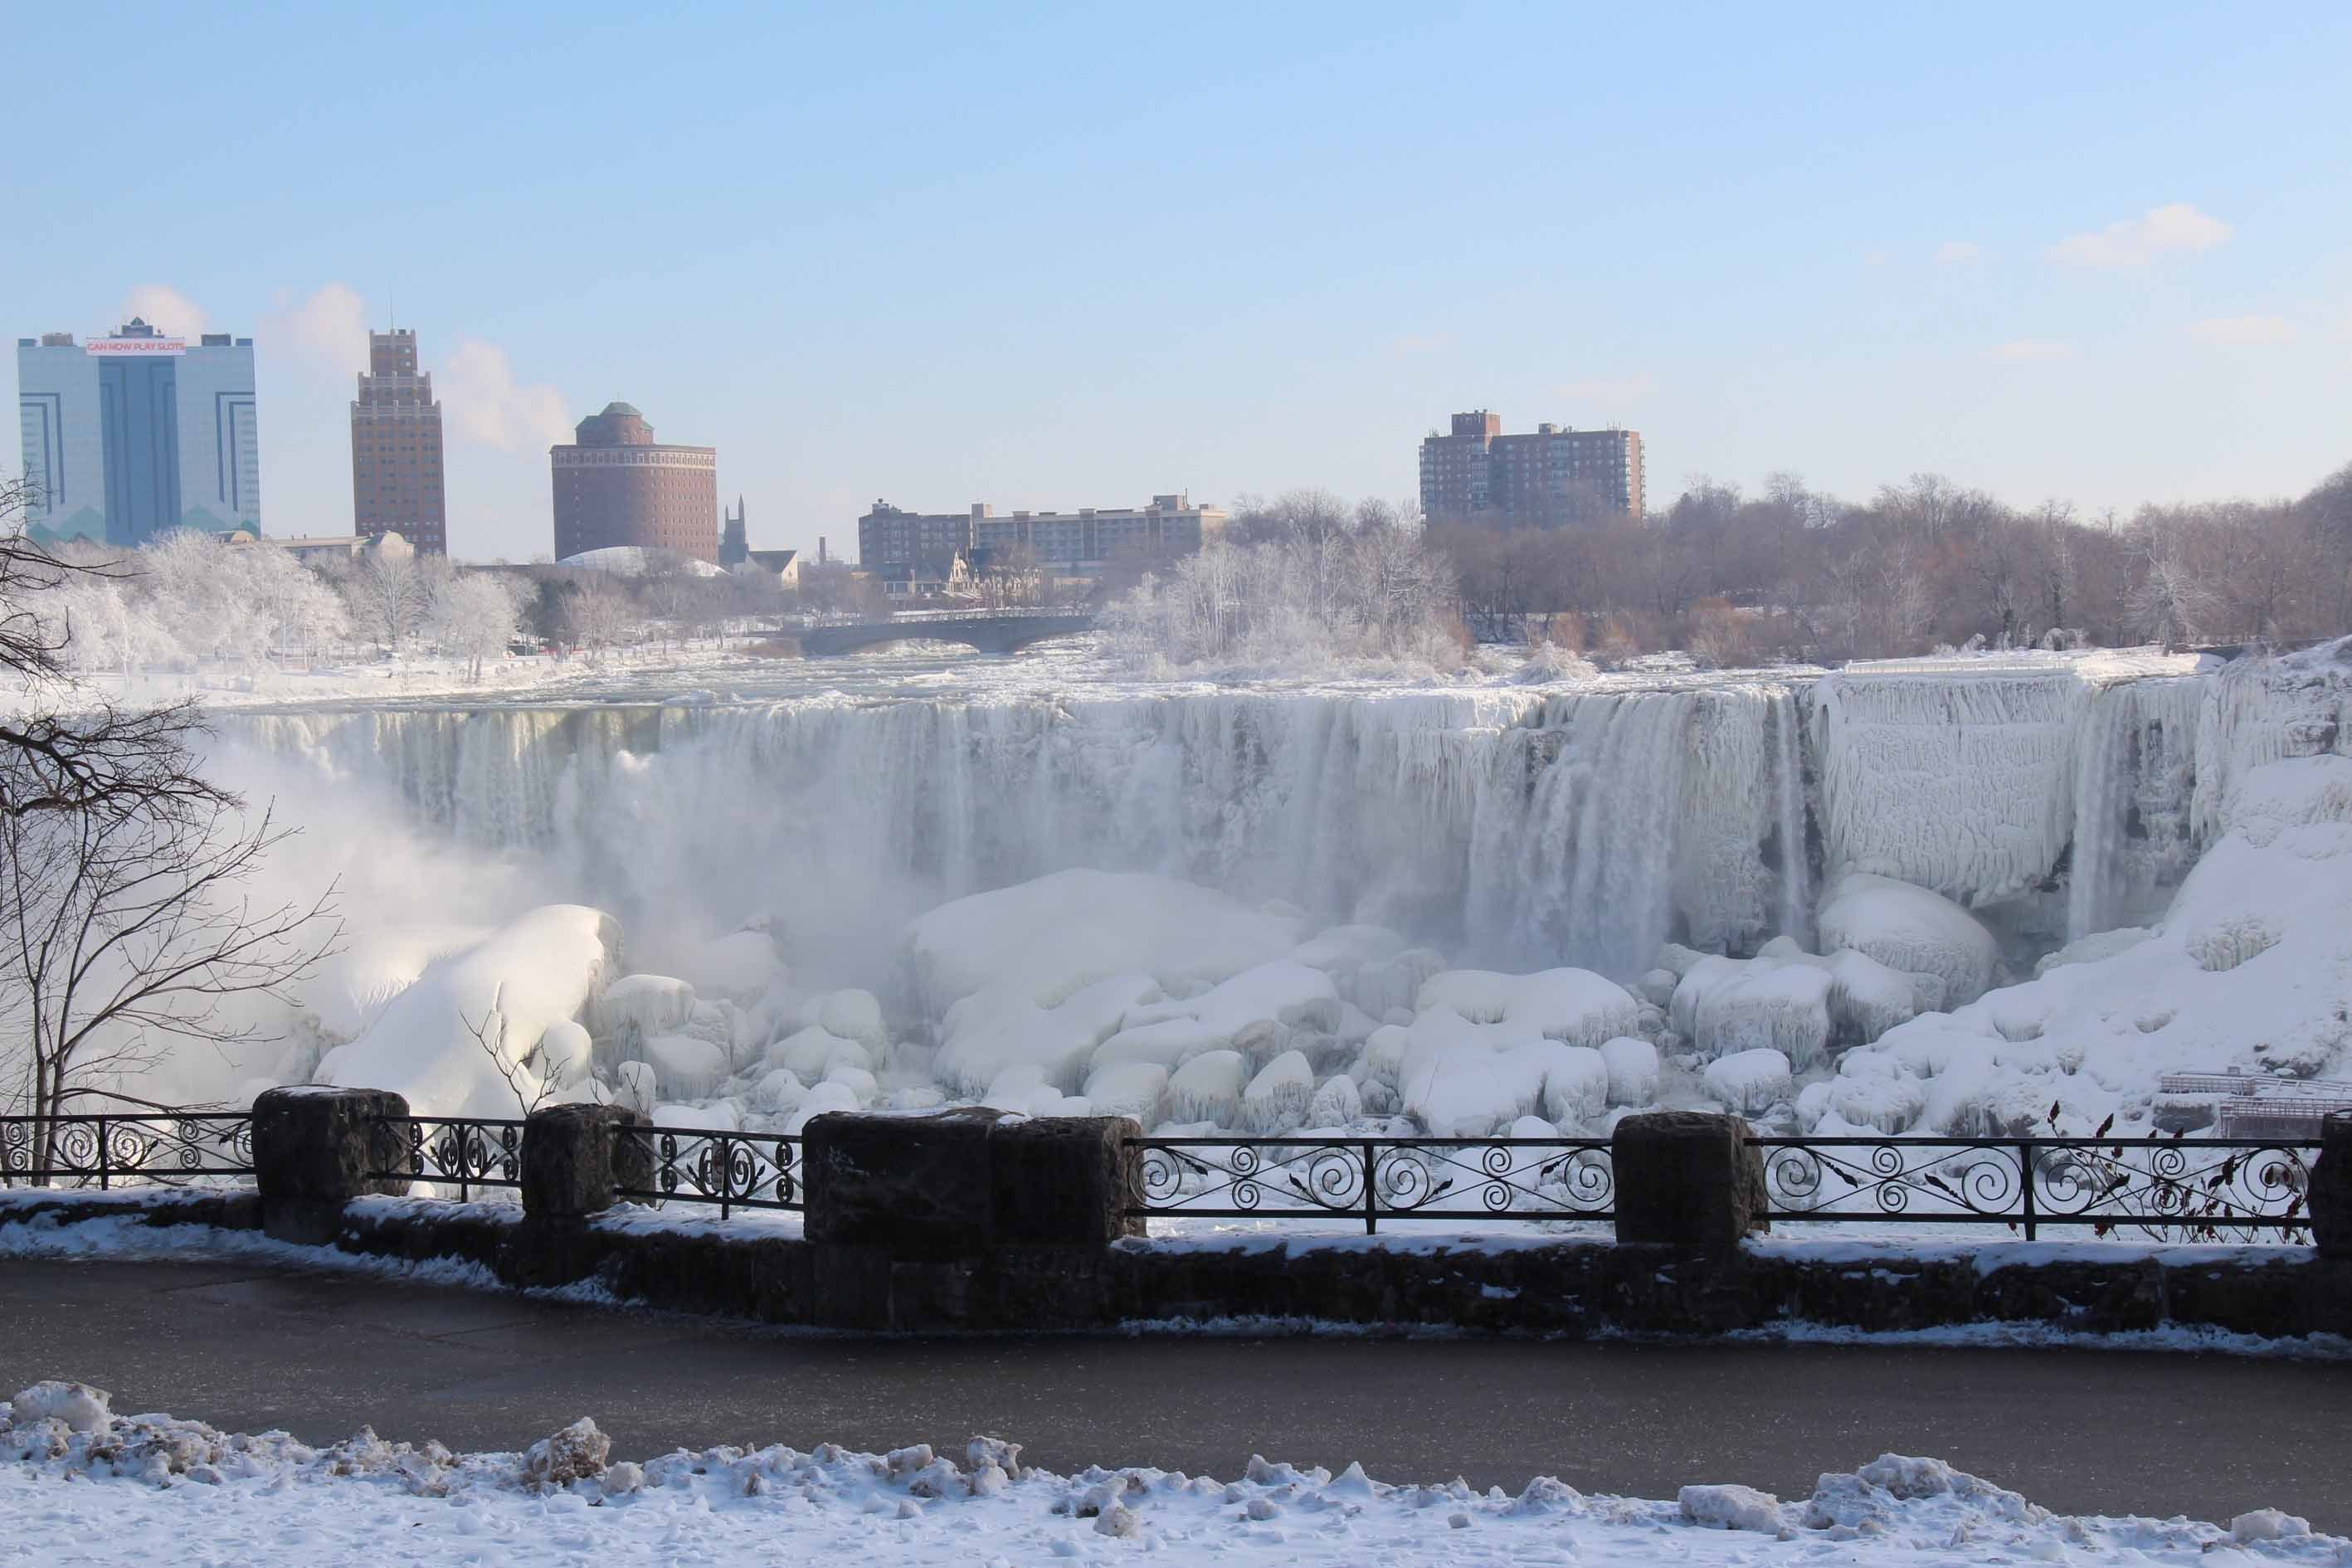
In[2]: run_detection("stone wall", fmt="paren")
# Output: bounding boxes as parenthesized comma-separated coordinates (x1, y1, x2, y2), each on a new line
(4, 1096, 2345, 1343)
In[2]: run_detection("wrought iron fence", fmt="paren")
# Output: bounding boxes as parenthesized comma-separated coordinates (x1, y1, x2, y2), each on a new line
(615, 1125, 801, 1219)
(372, 1116, 525, 1202)
(1127, 1133, 2321, 1240)
(0, 1113, 255, 1189)
(1754, 1136, 2315, 1241)
(1127, 1137, 1617, 1233)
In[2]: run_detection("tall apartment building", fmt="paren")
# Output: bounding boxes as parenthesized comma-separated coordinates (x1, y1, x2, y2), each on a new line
(549, 402, 718, 562)
(1419, 411, 1644, 528)
(858, 494, 1226, 576)
(350, 328, 448, 554)
(857, 500, 975, 570)
(17, 318, 261, 544)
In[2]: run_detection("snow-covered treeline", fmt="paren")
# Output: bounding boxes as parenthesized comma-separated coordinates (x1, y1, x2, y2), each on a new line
(1101, 493, 1460, 670)
(1444, 463, 2352, 662)
(35, 534, 528, 681)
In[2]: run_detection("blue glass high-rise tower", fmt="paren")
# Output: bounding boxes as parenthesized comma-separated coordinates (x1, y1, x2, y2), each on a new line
(16, 318, 261, 544)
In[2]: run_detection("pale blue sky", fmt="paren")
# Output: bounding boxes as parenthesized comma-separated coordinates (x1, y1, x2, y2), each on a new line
(8, 2, 2348, 560)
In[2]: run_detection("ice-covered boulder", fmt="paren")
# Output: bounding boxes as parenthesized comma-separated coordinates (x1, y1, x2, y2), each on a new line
(766, 1025, 869, 1081)
(905, 869, 1303, 1020)
(1702, 1048, 1794, 1116)
(1239, 1050, 1315, 1134)
(590, 974, 698, 1043)
(610, 1059, 657, 1117)
(316, 905, 620, 1119)
(782, 1080, 860, 1134)
(1414, 968, 1641, 1049)
(1082, 1061, 1171, 1126)
(1817, 873, 1999, 1009)
(816, 990, 889, 1054)
(1669, 957, 1834, 1069)
(1117, 960, 1342, 1060)
(934, 971, 1164, 1099)
(1166, 1050, 1249, 1126)
(1600, 1037, 1660, 1106)
(536, 1020, 595, 1095)
(1352, 948, 1449, 1020)
(1306, 1073, 1361, 1128)
(641, 1034, 730, 1101)
(1823, 947, 1921, 1045)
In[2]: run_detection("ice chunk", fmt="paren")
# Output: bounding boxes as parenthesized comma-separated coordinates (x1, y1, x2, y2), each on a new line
(1817, 872, 1999, 1008)
(1508, 1114, 1559, 1139)
(1166, 1050, 1249, 1126)
(611, 1059, 657, 1117)
(1702, 1048, 1794, 1116)
(1239, 1049, 1314, 1134)
(1600, 1037, 1659, 1106)
(10, 1381, 111, 1434)
(1679, 1483, 1782, 1532)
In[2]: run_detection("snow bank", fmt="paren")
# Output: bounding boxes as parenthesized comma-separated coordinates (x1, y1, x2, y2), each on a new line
(316, 905, 620, 1118)
(3, 1391, 2333, 1568)
(1872, 748, 2352, 1135)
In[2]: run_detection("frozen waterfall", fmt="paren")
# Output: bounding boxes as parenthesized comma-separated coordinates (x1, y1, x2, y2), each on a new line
(221, 657, 2223, 981)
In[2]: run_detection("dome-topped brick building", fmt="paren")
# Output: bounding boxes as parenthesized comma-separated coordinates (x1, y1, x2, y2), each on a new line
(549, 402, 718, 562)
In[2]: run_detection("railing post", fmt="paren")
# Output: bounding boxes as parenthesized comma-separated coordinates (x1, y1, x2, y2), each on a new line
(1362, 1140, 1377, 1234)
(97, 1117, 110, 1191)
(2018, 1141, 2036, 1240)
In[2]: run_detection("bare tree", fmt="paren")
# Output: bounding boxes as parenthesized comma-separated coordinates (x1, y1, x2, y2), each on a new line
(0, 794, 339, 1166)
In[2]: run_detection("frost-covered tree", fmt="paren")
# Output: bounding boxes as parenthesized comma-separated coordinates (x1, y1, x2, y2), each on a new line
(429, 574, 524, 683)
(1103, 499, 1458, 671)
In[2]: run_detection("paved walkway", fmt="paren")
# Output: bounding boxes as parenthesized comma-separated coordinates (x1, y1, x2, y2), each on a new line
(2, 1258, 2345, 1528)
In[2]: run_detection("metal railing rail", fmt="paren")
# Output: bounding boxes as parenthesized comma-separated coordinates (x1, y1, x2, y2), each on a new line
(0, 1113, 256, 1189)
(371, 1115, 526, 1202)
(1127, 1132, 2322, 1240)
(614, 1124, 802, 1220)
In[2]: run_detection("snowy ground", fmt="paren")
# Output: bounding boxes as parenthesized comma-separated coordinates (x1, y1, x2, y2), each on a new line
(2, 1380, 2343, 1567)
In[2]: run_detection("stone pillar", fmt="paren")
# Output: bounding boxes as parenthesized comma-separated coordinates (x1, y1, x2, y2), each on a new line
(2314, 1113, 2352, 1261)
(521, 1103, 650, 1221)
(251, 1087, 411, 1245)
(990, 1114, 1146, 1247)
(802, 1108, 1143, 1328)
(805, 1107, 1006, 1259)
(1611, 1109, 1770, 1249)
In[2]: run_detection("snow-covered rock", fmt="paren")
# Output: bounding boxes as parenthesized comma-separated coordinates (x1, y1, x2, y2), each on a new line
(1415, 969, 1642, 1049)
(1599, 1037, 1659, 1106)
(1082, 1062, 1170, 1126)
(1239, 1050, 1315, 1134)
(1702, 1049, 1794, 1116)
(1166, 1050, 1249, 1126)
(1817, 874, 1999, 1010)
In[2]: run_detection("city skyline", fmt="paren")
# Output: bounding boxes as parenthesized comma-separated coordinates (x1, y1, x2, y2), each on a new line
(6, 5, 2350, 562)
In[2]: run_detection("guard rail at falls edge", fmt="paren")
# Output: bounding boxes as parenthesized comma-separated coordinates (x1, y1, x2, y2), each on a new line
(0, 1113, 2327, 1243)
